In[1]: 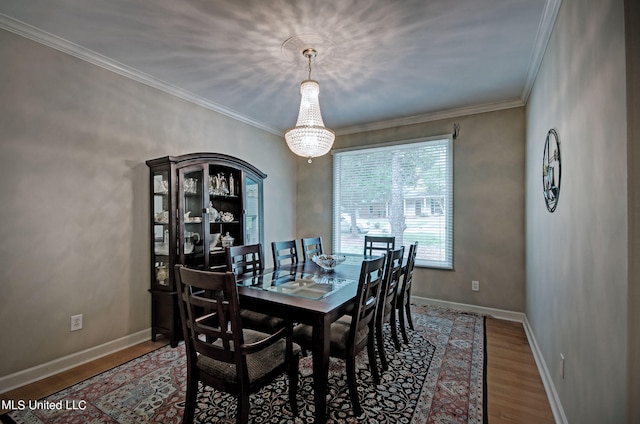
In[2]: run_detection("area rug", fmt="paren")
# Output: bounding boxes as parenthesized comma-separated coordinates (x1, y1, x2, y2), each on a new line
(4, 305, 485, 423)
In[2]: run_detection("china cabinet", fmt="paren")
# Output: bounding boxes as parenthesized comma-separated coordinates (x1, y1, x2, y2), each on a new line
(146, 153, 266, 346)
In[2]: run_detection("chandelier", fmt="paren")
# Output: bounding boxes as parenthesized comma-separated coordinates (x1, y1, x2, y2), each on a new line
(284, 48, 335, 163)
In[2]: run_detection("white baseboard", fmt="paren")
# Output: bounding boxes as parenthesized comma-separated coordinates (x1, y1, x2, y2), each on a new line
(0, 329, 151, 394)
(522, 317, 568, 424)
(412, 296, 566, 424)
(411, 296, 526, 322)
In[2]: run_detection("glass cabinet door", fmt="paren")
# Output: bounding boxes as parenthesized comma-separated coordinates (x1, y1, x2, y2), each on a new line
(208, 166, 242, 269)
(152, 170, 172, 288)
(244, 174, 261, 245)
(180, 167, 206, 269)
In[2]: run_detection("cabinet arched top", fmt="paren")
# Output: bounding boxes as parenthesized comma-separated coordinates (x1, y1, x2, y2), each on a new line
(146, 152, 267, 180)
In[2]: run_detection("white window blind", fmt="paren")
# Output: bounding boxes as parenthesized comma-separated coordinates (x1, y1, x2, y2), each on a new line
(333, 136, 453, 269)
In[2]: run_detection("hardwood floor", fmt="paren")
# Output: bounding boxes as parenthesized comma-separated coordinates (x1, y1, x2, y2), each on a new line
(2, 319, 555, 422)
(0, 340, 168, 416)
(486, 318, 555, 423)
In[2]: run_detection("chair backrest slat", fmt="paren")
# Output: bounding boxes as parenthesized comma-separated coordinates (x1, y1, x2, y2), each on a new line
(379, 247, 404, 325)
(175, 265, 244, 365)
(350, 255, 386, 349)
(174, 264, 300, 422)
(364, 235, 395, 256)
(271, 240, 299, 268)
(226, 243, 265, 277)
(399, 241, 418, 301)
(301, 237, 323, 261)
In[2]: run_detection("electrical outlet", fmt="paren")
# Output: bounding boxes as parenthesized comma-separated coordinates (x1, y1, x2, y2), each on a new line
(71, 314, 83, 331)
(560, 353, 565, 379)
(471, 280, 479, 291)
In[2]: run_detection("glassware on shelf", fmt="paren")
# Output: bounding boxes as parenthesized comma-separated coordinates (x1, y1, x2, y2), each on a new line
(154, 229, 170, 256)
(155, 210, 169, 223)
(209, 173, 235, 196)
(209, 203, 219, 221)
(155, 263, 169, 286)
(184, 177, 197, 194)
(221, 232, 234, 248)
(154, 179, 169, 194)
(184, 231, 200, 254)
(210, 233, 221, 252)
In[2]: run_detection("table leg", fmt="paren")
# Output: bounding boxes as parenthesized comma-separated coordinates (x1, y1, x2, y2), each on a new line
(312, 317, 331, 424)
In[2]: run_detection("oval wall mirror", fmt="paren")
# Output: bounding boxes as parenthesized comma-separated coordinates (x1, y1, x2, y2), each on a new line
(542, 129, 561, 212)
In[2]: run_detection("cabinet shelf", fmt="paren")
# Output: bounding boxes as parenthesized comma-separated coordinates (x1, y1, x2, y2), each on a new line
(210, 194, 239, 199)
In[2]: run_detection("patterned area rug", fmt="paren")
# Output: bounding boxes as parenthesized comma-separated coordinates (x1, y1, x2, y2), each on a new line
(5, 306, 485, 423)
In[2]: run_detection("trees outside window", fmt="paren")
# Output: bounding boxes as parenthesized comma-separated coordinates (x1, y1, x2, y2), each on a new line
(333, 136, 453, 269)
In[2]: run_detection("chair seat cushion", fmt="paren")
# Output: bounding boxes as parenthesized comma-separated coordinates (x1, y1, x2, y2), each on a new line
(240, 309, 286, 332)
(196, 329, 301, 384)
(293, 315, 369, 355)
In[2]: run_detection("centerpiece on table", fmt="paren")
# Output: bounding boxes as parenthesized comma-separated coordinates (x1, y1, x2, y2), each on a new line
(312, 254, 346, 272)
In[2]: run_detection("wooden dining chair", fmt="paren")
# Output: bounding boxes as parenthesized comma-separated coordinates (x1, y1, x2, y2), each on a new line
(375, 246, 405, 371)
(271, 240, 299, 268)
(175, 265, 301, 424)
(300, 236, 323, 261)
(396, 242, 418, 343)
(363, 235, 395, 256)
(293, 255, 386, 417)
(226, 243, 265, 276)
(226, 243, 284, 332)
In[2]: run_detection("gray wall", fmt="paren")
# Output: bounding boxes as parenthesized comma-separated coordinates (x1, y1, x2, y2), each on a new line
(625, 0, 640, 421)
(525, 0, 628, 421)
(0, 29, 296, 377)
(297, 107, 526, 312)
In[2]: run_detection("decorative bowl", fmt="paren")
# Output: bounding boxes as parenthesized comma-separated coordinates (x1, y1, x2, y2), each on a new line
(312, 254, 347, 271)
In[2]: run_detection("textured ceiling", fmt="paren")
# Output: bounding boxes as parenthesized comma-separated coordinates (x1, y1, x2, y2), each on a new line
(0, 0, 556, 135)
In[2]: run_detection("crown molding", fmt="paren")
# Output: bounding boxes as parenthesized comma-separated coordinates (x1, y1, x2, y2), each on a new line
(520, 0, 563, 103)
(336, 0, 561, 136)
(335, 98, 525, 136)
(0, 13, 283, 136)
(1, 0, 561, 139)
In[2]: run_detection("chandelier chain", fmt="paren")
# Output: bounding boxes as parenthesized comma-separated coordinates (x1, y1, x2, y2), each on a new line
(302, 47, 317, 81)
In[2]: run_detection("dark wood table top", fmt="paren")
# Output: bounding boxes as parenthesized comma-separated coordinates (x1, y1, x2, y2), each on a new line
(235, 259, 364, 318)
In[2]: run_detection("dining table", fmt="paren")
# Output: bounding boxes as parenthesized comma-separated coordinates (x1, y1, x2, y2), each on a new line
(234, 254, 375, 424)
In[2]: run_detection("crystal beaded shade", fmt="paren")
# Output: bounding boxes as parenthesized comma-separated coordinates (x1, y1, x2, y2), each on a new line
(285, 80, 335, 162)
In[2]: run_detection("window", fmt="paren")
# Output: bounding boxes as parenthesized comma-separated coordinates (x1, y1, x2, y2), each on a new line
(333, 136, 453, 269)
